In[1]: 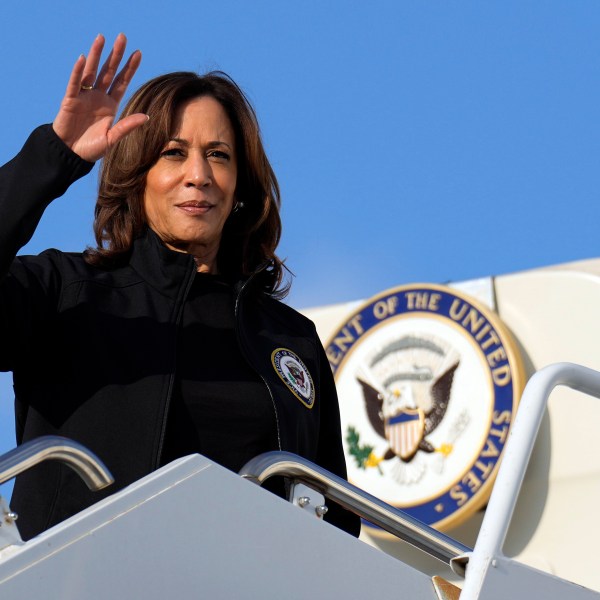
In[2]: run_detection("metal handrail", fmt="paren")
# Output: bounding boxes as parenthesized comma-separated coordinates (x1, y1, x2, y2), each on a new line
(240, 451, 472, 567)
(461, 362, 600, 599)
(0, 436, 114, 491)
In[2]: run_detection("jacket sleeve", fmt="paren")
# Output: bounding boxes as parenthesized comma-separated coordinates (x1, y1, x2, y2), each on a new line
(0, 125, 94, 370)
(0, 124, 94, 277)
(315, 340, 362, 537)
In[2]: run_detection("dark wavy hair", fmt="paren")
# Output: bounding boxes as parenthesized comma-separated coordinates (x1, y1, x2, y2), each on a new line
(84, 71, 288, 297)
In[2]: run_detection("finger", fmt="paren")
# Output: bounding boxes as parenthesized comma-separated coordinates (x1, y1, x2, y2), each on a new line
(106, 113, 149, 147)
(108, 49, 142, 103)
(95, 33, 127, 93)
(63, 54, 87, 99)
(81, 34, 105, 88)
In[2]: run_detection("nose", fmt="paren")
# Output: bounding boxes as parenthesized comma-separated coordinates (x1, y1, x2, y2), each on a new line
(184, 154, 212, 187)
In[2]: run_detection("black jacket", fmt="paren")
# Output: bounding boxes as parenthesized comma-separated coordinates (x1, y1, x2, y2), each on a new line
(0, 125, 360, 539)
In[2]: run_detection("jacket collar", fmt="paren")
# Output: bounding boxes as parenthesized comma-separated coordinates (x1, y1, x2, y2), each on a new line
(128, 227, 272, 301)
(129, 228, 196, 300)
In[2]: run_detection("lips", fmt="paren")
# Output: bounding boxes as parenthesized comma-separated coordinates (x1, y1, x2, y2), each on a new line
(176, 200, 215, 215)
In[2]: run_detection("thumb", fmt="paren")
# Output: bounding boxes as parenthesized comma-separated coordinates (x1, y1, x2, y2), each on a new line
(106, 113, 149, 147)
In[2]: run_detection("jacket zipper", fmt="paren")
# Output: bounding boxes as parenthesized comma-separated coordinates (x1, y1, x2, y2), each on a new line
(155, 259, 197, 468)
(234, 273, 282, 451)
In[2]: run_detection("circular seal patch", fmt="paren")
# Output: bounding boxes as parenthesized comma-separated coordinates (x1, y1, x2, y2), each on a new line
(325, 283, 524, 532)
(272, 348, 315, 409)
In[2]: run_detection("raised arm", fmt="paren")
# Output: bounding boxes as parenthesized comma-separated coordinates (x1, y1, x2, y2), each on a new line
(0, 34, 146, 274)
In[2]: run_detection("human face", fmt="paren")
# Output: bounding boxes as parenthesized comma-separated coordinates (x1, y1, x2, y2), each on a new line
(143, 96, 237, 272)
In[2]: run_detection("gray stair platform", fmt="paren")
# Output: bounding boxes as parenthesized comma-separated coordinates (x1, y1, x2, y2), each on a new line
(0, 454, 435, 599)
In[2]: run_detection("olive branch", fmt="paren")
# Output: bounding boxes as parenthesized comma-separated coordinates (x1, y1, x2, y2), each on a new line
(346, 426, 383, 474)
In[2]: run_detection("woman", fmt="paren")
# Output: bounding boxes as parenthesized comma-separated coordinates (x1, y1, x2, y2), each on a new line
(0, 34, 360, 539)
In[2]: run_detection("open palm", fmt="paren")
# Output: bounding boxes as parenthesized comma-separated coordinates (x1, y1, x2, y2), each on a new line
(52, 33, 147, 163)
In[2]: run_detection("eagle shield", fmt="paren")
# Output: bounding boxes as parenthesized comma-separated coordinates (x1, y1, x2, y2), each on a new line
(384, 408, 425, 461)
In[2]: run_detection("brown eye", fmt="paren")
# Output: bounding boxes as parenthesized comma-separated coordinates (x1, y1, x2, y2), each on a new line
(208, 150, 230, 161)
(160, 148, 184, 158)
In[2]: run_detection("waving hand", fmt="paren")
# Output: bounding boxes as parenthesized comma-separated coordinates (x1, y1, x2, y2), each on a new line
(52, 33, 147, 163)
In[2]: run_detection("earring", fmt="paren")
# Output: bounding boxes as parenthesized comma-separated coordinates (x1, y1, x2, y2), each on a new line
(233, 201, 245, 213)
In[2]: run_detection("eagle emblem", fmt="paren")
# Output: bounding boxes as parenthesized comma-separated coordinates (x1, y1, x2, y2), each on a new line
(355, 335, 460, 465)
(328, 283, 524, 531)
(271, 348, 315, 408)
(286, 363, 307, 393)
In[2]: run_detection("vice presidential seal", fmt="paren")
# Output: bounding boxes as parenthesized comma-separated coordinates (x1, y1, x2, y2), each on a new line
(272, 348, 315, 408)
(326, 284, 524, 532)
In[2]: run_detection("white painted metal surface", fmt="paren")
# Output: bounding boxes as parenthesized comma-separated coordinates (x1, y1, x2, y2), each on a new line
(0, 422, 598, 597)
(0, 496, 22, 553)
(475, 556, 598, 600)
(0, 455, 434, 599)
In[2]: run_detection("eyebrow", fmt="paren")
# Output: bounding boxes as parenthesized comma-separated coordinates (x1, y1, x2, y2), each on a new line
(169, 137, 233, 151)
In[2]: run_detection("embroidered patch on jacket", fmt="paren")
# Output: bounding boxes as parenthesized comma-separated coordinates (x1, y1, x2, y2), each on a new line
(271, 348, 315, 409)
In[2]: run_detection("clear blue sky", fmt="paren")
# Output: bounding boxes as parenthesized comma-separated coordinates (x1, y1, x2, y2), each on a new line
(2, 1, 600, 497)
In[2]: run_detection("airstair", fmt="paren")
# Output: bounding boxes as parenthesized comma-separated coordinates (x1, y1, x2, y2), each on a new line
(0, 362, 597, 599)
